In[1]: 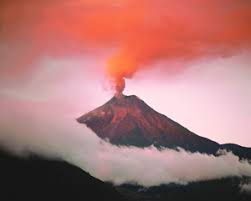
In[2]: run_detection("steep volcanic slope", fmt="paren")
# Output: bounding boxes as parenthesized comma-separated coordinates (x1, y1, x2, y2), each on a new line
(77, 94, 221, 154)
(78, 94, 251, 158)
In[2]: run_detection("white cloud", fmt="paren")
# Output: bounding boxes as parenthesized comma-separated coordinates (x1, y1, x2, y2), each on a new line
(240, 182, 251, 193)
(0, 98, 251, 187)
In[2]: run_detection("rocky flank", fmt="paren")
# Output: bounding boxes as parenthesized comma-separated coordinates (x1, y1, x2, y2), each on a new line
(77, 94, 251, 159)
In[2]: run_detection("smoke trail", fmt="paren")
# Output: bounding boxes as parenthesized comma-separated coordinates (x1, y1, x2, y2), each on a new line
(1, 0, 251, 93)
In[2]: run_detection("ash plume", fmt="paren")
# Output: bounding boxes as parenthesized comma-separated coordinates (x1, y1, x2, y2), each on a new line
(1, 0, 251, 92)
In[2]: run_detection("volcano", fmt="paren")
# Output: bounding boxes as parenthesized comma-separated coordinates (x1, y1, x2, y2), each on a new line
(77, 94, 251, 158)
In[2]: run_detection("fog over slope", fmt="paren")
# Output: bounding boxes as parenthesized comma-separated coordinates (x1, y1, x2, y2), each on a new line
(0, 97, 251, 187)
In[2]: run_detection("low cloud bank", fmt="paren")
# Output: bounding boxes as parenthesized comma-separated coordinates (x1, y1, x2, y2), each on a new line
(0, 98, 251, 187)
(240, 181, 251, 194)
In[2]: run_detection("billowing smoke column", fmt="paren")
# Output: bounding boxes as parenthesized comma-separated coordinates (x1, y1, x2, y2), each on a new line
(106, 48, 140, 95)
(107, 51, 136, 96)
(114, 77, 125, 97)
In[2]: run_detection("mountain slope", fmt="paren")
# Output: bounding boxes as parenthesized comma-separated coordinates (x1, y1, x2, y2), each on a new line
(117, 178, 251, 201)
(0, 149, 126, 201)
(77, 94, 251, 158)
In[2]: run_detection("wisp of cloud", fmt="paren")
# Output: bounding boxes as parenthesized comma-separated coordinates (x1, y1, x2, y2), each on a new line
(0, 97, 251, 187)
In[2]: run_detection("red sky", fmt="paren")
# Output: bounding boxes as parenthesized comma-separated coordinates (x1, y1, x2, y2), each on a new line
(1, 0, 251, 86)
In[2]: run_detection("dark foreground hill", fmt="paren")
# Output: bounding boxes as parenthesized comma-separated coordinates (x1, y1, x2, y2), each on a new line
(78, 94, 251, 159)
(0, 148, 250, 201)
(0, 149, 126, 201)
(116, 178, 251, 201)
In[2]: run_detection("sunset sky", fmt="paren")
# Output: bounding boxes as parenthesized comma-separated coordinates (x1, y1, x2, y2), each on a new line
(1, 0, 251, 146)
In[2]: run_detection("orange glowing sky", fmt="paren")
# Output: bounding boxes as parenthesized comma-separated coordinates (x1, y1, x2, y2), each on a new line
(1, 0, 251, 92)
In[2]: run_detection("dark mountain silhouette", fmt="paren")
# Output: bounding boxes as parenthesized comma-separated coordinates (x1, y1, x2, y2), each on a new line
(116, 178, 251, 201)
(0, 148, 250, 201)
(0, 149, 126, 201)
(77, 94, 251, 159)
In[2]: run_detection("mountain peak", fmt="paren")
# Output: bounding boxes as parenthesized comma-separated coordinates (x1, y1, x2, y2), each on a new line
(109, 94, 140, 104)
(77, 94, 221, 154)
(114, 91, 125, 99)
(107, 94, 149, 112)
